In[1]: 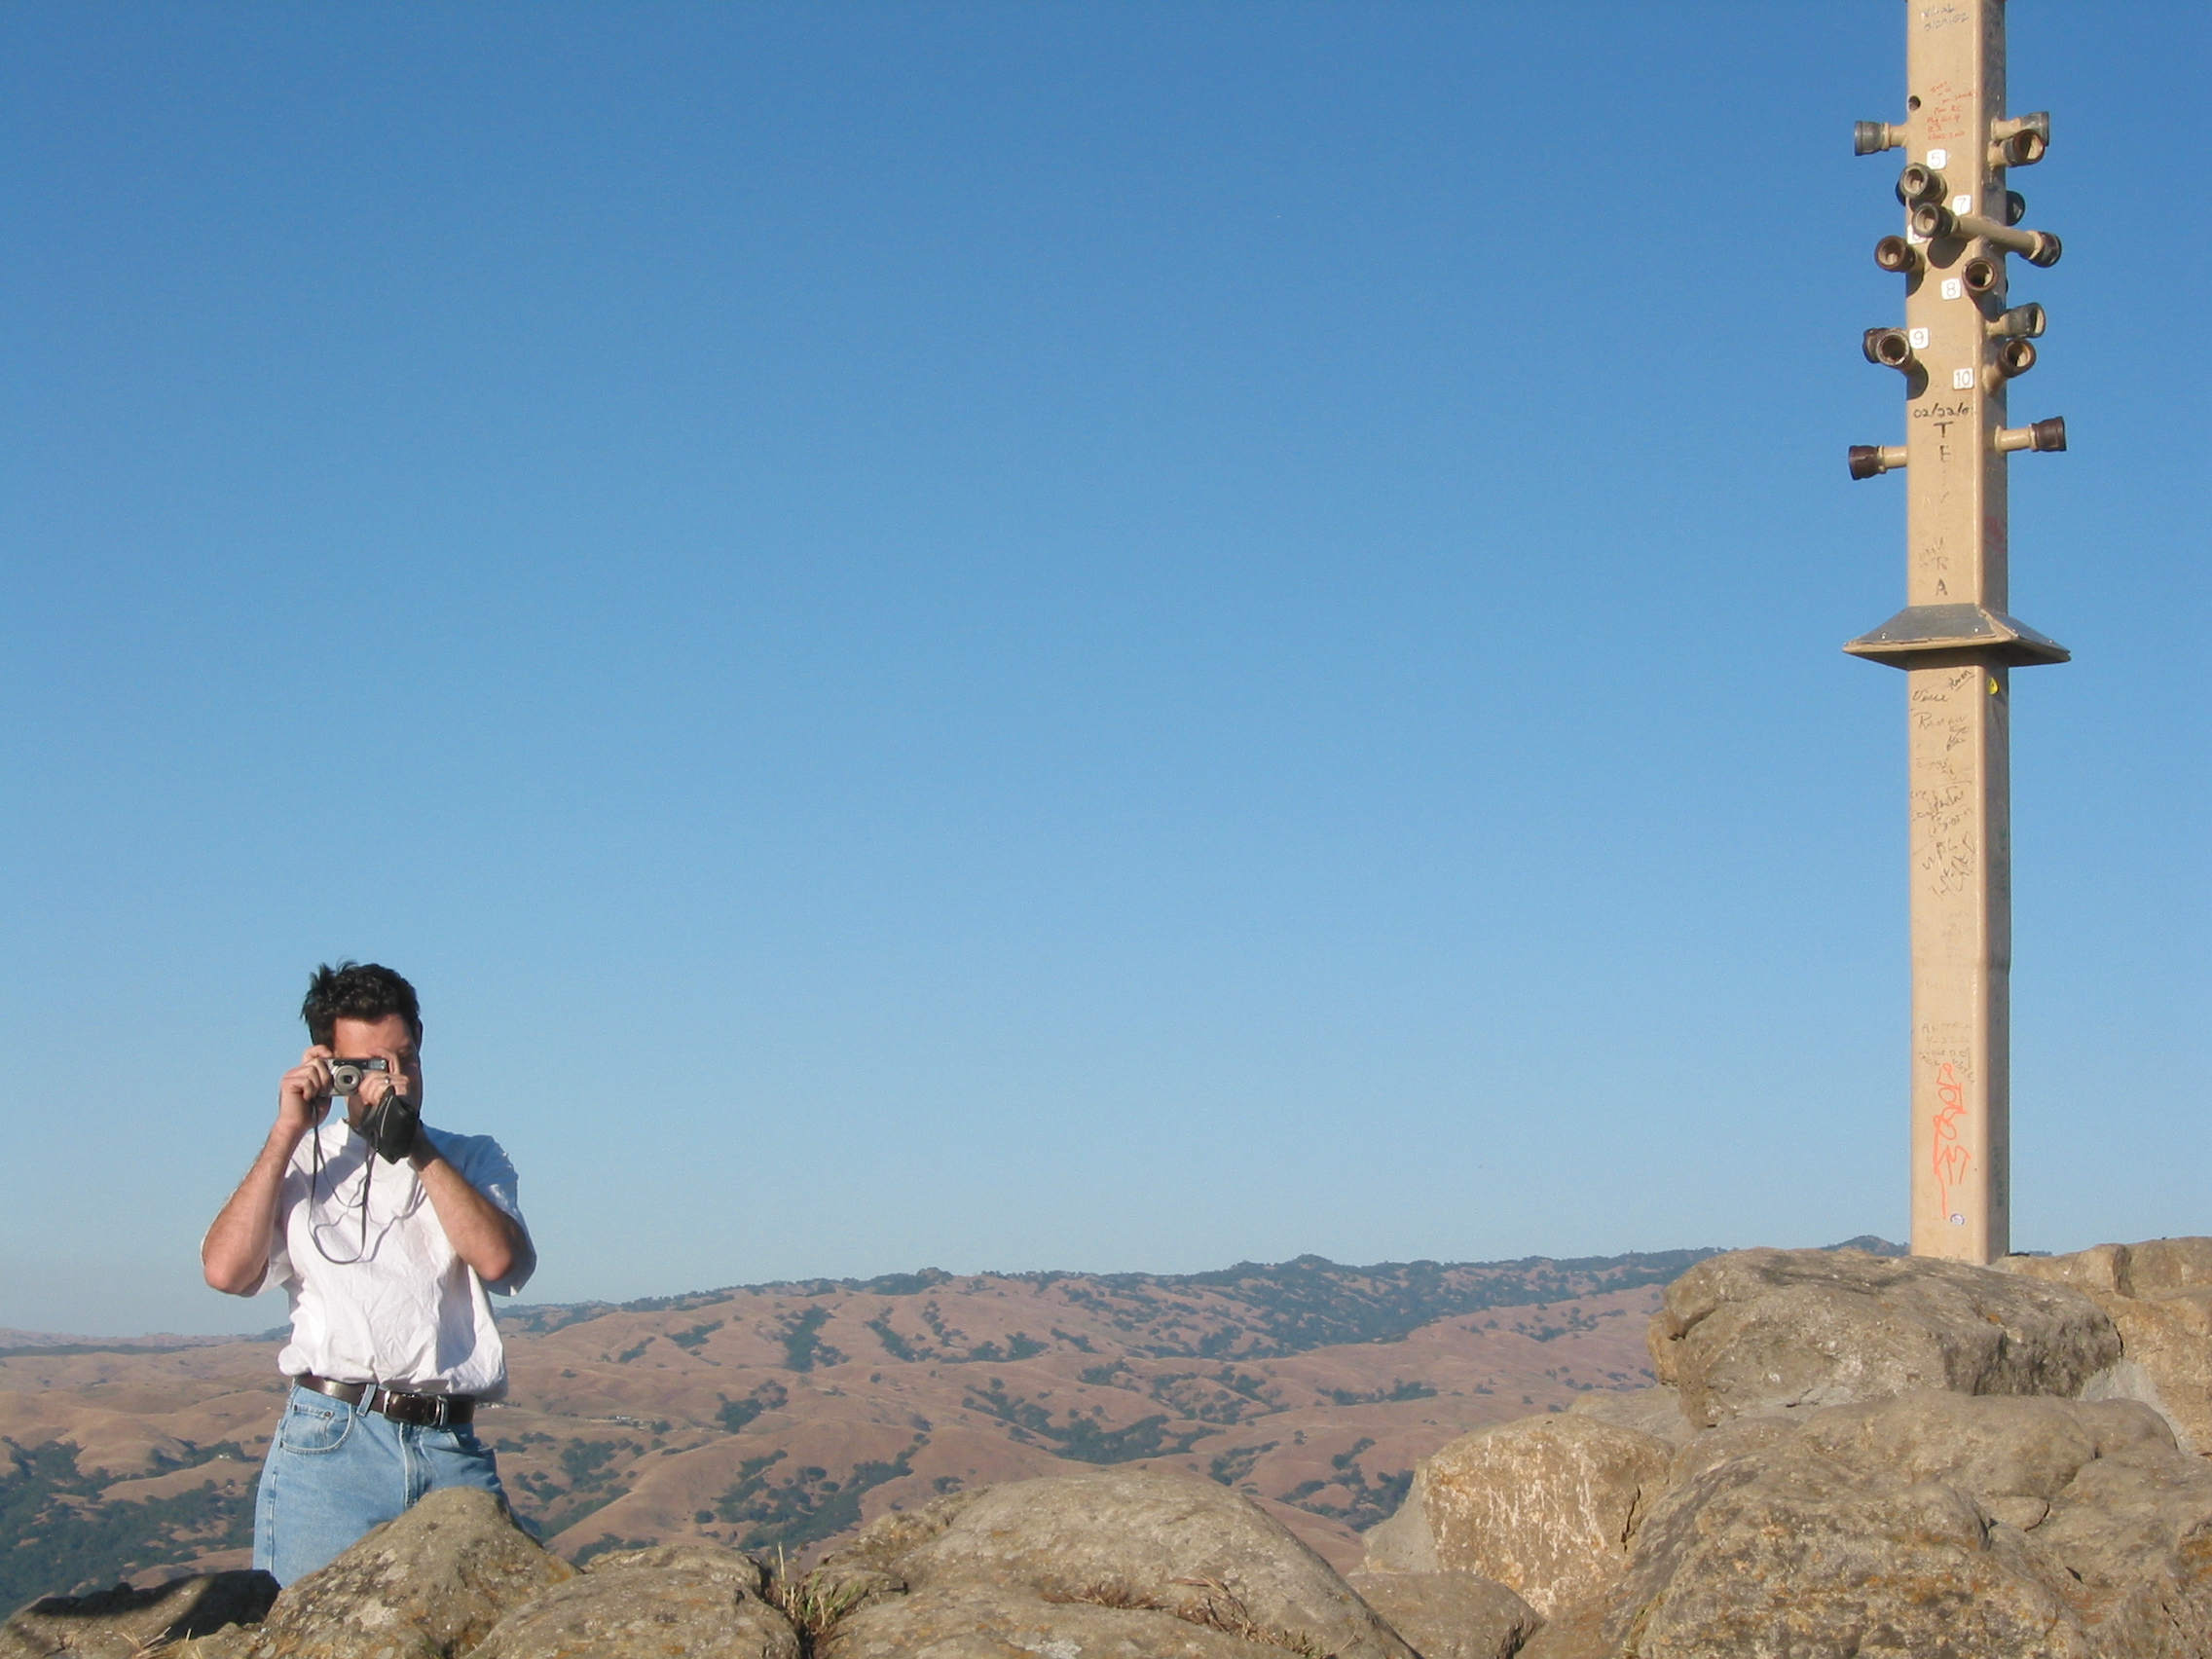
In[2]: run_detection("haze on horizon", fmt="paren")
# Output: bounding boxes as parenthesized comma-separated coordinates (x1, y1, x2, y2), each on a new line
(3, 2, 2204, 1338)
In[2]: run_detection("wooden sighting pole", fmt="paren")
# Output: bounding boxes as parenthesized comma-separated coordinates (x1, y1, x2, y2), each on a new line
(1843, 0, 2068, 1265)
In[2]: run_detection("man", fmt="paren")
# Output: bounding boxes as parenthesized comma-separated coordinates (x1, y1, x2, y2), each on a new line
(202, 961, 536, 1585)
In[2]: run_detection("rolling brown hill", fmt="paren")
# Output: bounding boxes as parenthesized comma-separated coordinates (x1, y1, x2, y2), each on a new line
(0, 1249, 1741, 1605)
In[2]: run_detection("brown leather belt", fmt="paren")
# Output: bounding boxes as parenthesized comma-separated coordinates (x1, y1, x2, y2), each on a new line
(296, 1374, 477, 1428)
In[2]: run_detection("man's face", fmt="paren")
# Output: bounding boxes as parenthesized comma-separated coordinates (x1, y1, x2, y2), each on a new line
(330, 1014, 423, 1127)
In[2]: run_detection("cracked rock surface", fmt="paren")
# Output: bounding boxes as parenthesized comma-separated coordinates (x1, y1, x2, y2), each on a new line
(813, 1468, 1416, 1659)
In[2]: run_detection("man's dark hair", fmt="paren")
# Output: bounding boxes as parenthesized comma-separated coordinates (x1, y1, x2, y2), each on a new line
(302, 961, 423, 1050)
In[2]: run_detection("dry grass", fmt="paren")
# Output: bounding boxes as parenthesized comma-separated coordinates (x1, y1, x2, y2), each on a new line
(1044, 1574, 1333, 1659)
(762, 1547, 871, 1655)
(1047, 1577, 1159, 1611)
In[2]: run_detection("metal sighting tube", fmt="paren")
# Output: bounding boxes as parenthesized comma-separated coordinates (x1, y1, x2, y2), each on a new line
(1842, 0, 2071, 1265)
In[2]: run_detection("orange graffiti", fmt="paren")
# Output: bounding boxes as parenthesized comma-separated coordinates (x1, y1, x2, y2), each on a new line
(1932, 1061, 1971, 1209)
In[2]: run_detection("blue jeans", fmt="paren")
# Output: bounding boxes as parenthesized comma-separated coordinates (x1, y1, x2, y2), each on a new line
(253, 1385, 507, 1586)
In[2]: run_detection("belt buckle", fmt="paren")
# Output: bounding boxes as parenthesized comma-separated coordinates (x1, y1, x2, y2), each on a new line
(360, 1383, 459, 1427)
(390, 1389, 439, 1427)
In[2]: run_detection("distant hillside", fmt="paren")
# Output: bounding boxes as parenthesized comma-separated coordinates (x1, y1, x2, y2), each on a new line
(500, 1248, 1722, 1353)
(0, 1330, 244, 1360)
(0, 1244, 1829, 1606)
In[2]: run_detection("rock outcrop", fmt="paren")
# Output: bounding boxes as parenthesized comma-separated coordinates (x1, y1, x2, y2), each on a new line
(2006, 1237, 2212, 1455)
(204, 1489, 574, 1659)
(19, 1238, 2212, 1659)
(1648, 1245, 2120, 1425)
(812, 1467, 1416, 1659)
(18, 1473, 1409, 1659)
(1344, 1570, 1540, 1659)
(1365, 1241, 2212, 1659)
(1597, 1389, 2212, 1659)
(469, 1541, 794, 1659)
(1563, 1385, 1691, 1446)
(1, 1572, 276, 1659)
(1354, 1239, 2212, 1659)
(1360, 1418, 1672, 1617)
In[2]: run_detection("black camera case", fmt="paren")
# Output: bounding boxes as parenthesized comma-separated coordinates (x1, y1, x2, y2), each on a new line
(359, 1093, 421, 1164)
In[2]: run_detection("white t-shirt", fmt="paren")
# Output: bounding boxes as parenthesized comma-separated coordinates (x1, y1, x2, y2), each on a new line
(258, 1122, 535, 1399)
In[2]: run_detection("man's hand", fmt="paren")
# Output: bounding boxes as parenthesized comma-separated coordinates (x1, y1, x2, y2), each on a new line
(352, 1047, 404, 1106)
(203, 1049, 335, 1296)
(277, 1047, 337, 1138)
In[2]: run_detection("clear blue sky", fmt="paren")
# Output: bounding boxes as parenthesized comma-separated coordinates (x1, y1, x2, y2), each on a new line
(3, 3, 2204, 1336)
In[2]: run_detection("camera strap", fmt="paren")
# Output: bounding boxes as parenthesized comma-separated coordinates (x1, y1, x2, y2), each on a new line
(307, 1116, 424, 1267)
(308, 1124, 374, 1265)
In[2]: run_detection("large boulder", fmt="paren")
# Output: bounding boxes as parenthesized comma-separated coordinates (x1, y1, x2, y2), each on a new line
(1, 1572, 277, 1659)
(468, 1541, 795, 1659)
(1659, 1412, 1803, 1494)
(241, 1488, 572, 1659)
(2005, 1237, 2212, 1455)
(1791, 1389, 2170, 1531)
(1360, 1417, 1673, 1618)
(1359, 1496, 1439, 1574)
(1344, 1569, 1541, 1659)
(811, 1467, 1415, 1659)
(816, 1583, 1316, 1659)
(1510, 1604, 1606, 1659)
(1609, 1446, 2093, 1658)
(1564, 1386, 1692, 1446)
(1649, 1246, 2120, 1426)
(1578, 1390, 2212, 1659)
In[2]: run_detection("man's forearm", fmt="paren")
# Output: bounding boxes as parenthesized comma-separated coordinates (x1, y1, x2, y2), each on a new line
(203, 1127, 300, 1296)
(413, 1151, 526, 1286)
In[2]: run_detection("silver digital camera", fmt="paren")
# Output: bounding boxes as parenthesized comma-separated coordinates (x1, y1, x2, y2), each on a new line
(328, 1056, 418, 1162)
(328, 1056, 387, 1094)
